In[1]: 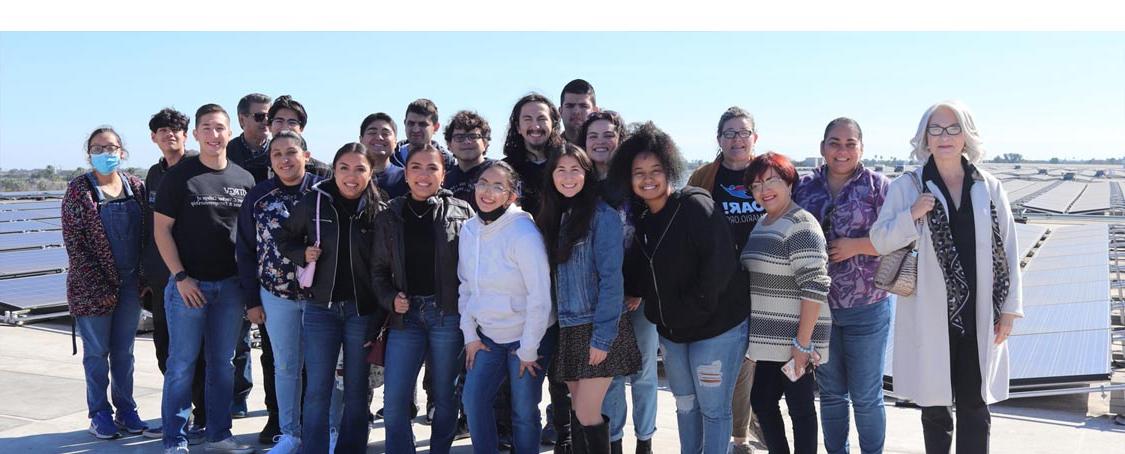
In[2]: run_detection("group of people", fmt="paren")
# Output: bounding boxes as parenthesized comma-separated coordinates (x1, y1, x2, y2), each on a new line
(61, 78, 1023, 454)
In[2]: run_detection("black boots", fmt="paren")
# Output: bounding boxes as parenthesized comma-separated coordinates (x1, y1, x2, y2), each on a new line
(573, 415, 611, 454)
(634, 438, 652, 454)
(610, 439, 623, 454)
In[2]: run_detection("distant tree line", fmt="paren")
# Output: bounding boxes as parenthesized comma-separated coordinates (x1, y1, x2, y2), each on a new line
(0, 167, 148, 192)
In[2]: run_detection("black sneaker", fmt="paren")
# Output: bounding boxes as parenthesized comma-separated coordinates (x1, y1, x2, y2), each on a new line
(453, 418, 471, 441)
(258, 413, 280, 444)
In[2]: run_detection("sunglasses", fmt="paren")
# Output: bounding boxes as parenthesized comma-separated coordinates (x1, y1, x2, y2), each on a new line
(251, 112, 269, 123)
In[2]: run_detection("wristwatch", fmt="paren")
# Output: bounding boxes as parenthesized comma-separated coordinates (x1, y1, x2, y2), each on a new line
(174, 271, 189, 282)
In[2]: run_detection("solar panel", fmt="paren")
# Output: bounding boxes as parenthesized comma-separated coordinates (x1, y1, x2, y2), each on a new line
(0, 220, 59, 234)
(0, 231, 63, 251)
(1008, 330, 1112, 381)
(0, 200, 61, 211)
(0, 247, 68, 277)
(0, 208, 61, 222)
(1022, 181, 1086, 213)
(0, 273, 68, 309)
(1068, 182, 1112, 213)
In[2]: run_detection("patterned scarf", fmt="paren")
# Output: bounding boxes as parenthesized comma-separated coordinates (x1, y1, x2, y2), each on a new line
(925, 175, 1011, 336)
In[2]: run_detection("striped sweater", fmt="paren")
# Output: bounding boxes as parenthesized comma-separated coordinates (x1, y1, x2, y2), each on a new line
(742, 203, 832, 363)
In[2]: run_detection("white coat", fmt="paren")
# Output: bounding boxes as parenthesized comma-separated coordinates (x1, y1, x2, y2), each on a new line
(870, 166, 1023, 406)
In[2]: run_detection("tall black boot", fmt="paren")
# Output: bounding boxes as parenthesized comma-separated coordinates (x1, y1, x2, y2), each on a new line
(557, 411, 576, 454)
(610, 439, 622, 454)
(580, 415, 610, 454)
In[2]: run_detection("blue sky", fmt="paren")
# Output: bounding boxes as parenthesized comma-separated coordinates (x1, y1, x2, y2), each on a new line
(1, 32, 1122, 170)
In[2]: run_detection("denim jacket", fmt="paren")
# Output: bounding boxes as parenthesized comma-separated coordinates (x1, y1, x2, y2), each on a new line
(554, 200, 625, 351)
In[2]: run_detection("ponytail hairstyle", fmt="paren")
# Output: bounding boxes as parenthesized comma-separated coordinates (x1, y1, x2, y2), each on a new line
(331, 142, 382, 223)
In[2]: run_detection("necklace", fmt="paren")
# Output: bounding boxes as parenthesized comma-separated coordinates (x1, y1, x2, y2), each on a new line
(406, 200, 432, 218)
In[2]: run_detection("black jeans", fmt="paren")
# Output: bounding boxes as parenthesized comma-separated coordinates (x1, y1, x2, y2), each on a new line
(921, 329, 990, 454)
(750, 360, 818, 454)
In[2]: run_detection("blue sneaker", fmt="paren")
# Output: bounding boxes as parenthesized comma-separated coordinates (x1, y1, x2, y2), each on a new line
(89, 410, 120, 439)
(114, 409, 149, 434)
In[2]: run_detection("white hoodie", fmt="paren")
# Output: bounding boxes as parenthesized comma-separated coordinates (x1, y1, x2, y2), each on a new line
(457, 204, 555, 362)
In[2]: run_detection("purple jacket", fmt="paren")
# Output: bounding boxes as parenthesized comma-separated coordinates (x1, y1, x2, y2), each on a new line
(794, 164, 889, 310)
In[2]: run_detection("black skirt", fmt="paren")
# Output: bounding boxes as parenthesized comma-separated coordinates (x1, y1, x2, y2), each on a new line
(556, 316, 642, 381)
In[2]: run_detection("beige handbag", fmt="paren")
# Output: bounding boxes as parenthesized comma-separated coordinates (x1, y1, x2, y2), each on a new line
(874, 172, 924, 296)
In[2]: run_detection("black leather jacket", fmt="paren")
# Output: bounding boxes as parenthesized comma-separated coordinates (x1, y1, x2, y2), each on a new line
(371, 190, 474, 327)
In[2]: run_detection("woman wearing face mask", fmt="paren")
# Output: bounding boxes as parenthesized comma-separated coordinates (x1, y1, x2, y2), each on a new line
(871, 101, 1021, 454)
(371, 144, 474, 454)
(611, 122, 751, 454)
(742, 152, 832, 454)
(234, 131, 325, 453)
(62, 126, 152, 440)
(459, 161, 555, 454)
(278, 143, 386, 454)
(537, 144, 641, 454)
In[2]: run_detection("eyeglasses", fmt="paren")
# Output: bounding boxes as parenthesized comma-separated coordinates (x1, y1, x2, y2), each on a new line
(749, 176, 785, 193)
(474, 181, 510, 195)
(721, 129, 753, 139)
(272, 118, 302, 128)
(88, 144, 122, 154)
(927, 124, 962, 137)
(251, 112, 269, 123)
(452, 133, 485, 143)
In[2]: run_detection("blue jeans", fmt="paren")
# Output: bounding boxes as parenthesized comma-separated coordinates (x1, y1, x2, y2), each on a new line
(603, 305, 659, 442)
(660, 319, 748, 454)
(161, 276, 244, 448)
(75, 274, 142, 418)
(462, 329, 555, 454)
(302, 301, 370, 454)
(384, 296, 463, 454)
(815, 296, 893, 454)
(261, 288, 305, 438)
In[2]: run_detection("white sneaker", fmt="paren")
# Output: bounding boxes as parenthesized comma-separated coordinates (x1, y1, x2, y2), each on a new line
(164, 447, 190, 454)
(205, 437, 255, 453)
(269, 435, 301, 454)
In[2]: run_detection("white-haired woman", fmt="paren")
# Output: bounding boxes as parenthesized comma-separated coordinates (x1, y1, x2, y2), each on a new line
(870, 101, 1022, 454)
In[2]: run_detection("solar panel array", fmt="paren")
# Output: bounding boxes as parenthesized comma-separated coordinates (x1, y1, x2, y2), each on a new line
(0, 199, 69, 318)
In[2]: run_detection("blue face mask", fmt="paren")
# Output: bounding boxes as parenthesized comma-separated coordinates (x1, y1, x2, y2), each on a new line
(90, 152, 121, 175)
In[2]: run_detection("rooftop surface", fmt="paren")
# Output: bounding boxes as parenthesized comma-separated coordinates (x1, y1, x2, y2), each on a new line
(0, 321, 1121, 453)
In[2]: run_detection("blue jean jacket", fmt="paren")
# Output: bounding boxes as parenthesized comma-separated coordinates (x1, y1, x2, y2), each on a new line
(554, 201, 625, 351)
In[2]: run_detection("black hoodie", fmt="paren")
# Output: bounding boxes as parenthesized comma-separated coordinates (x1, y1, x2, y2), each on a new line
(624, 186, 751, 343)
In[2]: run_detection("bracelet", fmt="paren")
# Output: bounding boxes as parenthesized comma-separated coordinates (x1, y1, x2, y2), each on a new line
(792, 337, 814, 354)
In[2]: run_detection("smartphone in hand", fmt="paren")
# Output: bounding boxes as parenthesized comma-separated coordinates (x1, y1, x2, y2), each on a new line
(781, 350, 822, 382)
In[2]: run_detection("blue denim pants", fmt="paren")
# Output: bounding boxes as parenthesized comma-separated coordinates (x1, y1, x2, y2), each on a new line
(302, 301, 370, 454)
(383, 295, 464, 454)
(602, 304, 660, 442)
(161, 276, 244, 448)
(815, 296, 893, 454)
(660, 319, 748, 454)
(260, 288, 305, 439)
(75, 273, 143, 418)
(462, 328, 555, 454)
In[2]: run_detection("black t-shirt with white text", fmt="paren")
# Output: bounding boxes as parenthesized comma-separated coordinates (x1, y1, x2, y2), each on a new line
(712, 164, 765, 251)
(154, 155, 255, 281)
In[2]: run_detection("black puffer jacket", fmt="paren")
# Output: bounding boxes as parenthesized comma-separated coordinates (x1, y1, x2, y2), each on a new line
(371, 190, 474, 327)
(624, 186, 751, 343)
(279, 179, 387, 334)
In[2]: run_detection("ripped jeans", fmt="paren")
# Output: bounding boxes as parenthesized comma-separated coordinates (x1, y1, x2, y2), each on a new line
(659, 319, 748, 454)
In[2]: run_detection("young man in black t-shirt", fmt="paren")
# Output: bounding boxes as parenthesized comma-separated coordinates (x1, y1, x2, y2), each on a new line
(153, 104, 255, 454)
(442, 110, 494, 211)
